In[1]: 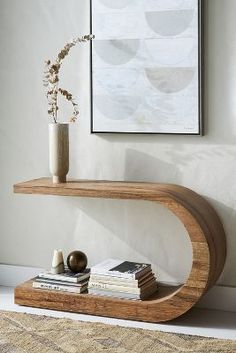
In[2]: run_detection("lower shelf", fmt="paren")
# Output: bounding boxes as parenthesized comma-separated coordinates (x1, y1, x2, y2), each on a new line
(15, 279, 184, 323)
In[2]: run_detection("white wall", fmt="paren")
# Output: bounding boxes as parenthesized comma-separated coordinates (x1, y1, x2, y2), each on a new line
(0, 0, 236, 287)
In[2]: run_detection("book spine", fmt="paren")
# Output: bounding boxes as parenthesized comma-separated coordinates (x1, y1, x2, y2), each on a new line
(33, 282, 83, 293)
(89, 276, 138, 287)
(88, 288, 139, 300)
(90, 274, 137, 281)
(89, 281, 140, 294)
(35, 277, 86, 287)
(90, 270, 135, 279)
(38, 273, 77, 283)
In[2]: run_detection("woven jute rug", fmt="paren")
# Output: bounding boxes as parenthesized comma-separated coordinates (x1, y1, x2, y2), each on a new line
(0, 311, 235, 353)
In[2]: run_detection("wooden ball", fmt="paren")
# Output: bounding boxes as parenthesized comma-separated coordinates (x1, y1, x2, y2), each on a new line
(67, 251, 87, 273)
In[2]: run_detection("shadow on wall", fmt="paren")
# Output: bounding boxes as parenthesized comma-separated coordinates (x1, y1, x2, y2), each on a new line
(124, 149, 236, 286)
(68, 197, 192, 285)
(123, 148, 182, 184)
(68, 148, 235, 286)
(67, 150, 193, 284)
(22, 146, 235, 286)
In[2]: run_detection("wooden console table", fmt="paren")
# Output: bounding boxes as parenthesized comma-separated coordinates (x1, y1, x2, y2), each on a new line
(13, 178, 226, 322)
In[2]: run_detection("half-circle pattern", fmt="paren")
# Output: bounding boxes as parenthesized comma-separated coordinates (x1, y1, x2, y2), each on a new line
(145, 10, 195, 36)
(145, 67, 195, 93)
(94, 39, 140, 65)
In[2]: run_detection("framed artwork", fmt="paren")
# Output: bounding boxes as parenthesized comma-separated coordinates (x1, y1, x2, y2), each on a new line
(90, 0, 203, 134)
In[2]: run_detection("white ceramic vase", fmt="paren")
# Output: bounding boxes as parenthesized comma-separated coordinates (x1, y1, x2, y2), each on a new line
(51, 249, 65, 274)
(49, 123, 69, 184)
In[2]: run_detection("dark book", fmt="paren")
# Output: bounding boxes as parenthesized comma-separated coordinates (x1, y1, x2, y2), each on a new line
(91, 259, 151, 279)
(35, 276, 88, 287)
(38, 268, 90, 283)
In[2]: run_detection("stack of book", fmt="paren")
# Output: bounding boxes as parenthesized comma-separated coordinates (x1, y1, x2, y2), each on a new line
(88, 259, 157, 300)
(32, 268, 90, 294)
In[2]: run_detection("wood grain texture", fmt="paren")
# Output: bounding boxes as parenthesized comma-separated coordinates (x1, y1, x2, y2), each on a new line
(14, 178, 226, 322)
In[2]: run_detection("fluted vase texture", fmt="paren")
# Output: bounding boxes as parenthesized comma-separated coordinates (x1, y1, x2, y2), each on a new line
(49, 123, 69, 184)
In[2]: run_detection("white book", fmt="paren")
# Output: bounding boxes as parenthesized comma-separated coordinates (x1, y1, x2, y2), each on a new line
(89, 272, 155, 287)
(88, 288, 140, 300)
(38, 269, 90, 283)
(32, 281, 87, 294)
(91, 259, 151, 279)
(88, 283, 158, 300)
(88, 279, 157, 295)
(89, 284, 157, 300)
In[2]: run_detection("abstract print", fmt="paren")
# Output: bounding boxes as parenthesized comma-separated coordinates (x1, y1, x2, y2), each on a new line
(91, 0, 202, 134)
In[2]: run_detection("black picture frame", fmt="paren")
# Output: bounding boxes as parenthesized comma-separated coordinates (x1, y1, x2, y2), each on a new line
(90, 0, 203, 135)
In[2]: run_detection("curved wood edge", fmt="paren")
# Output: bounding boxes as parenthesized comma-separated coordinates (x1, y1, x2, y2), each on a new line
(14, 280, 186, 323)
(13, 178, 227, 322)
(153, 184, 226, 290)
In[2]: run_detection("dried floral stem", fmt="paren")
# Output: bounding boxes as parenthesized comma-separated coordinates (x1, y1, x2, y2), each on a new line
(44, 34, 95, 123)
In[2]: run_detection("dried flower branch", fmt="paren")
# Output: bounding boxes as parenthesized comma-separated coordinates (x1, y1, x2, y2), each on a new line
(44, 34, 95, 123)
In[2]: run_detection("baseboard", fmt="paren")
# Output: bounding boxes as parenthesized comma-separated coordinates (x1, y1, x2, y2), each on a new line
(0, 264, 235, 313)
(0, 264, 43, 287)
